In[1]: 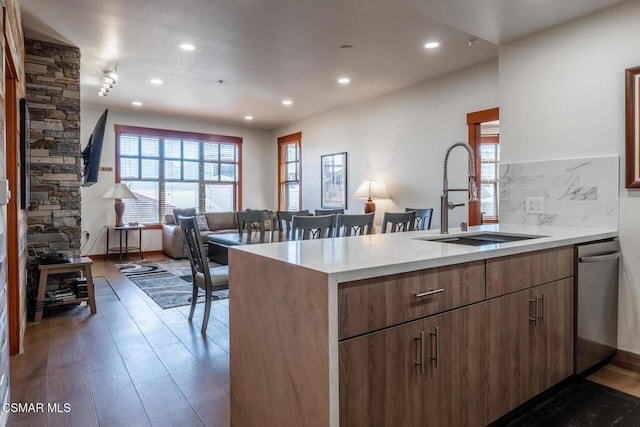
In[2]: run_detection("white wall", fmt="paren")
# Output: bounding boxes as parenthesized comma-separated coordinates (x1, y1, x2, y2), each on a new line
(499, 0, 640, 353)
(80, 107, 274, 255)
(273, 60, 499, 227)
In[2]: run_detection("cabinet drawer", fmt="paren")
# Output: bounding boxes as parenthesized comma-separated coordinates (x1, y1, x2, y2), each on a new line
(486, 246, 574, 298)
(338, 260, 485, 340)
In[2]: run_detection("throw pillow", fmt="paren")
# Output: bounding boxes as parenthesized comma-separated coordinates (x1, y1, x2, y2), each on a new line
(196, 215, 209, 231)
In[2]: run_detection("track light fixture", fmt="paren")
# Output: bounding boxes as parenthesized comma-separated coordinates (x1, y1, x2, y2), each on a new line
(98, 68, 118, 97)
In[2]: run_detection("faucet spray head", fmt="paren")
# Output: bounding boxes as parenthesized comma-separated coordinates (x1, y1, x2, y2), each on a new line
(469, 178, 479, 202)
(467, 147, 479, 202)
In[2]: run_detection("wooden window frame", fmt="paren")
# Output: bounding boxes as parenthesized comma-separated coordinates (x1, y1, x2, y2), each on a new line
(467, 108, 499, 225)
(115, 124, 243, 228)
(277, 132, 302, 211)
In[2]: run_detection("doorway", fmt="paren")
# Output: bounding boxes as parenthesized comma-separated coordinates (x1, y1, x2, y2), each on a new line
(467, 108, 499, 226)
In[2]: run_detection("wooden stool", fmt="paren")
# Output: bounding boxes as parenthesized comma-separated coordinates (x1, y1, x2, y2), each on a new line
(35, 257, 96, 322)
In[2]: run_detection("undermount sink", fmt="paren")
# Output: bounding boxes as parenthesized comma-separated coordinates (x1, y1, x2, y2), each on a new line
(416, 232, 545, 247)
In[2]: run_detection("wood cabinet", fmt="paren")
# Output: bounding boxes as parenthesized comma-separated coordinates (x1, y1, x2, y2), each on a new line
(486, 278, 574, 423)
(486, 246, 574, 298)
(535, 278, 575, 393)
(339, 248, 574, 427)
(230, 243, 579, 427)
(423, 303, 486, 427)
(339, 303, 486, 427)
(338, 261, 485, 340)
(339, 319, 424, 427)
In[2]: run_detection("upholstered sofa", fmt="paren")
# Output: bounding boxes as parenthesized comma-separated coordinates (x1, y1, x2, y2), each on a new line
(162, 211, 238, 259)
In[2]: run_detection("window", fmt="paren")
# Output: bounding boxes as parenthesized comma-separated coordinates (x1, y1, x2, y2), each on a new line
(479, 137, 500, 222)
(278, 132, 301, 211)
(115, 125, 242, 225)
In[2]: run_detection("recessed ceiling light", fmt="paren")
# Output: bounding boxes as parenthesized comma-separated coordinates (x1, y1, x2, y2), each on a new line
(282, 99, 293, 106)
(424, 41, 440, 49)
(132, 101, 143, 106)
(179, 43, 196, 51)
(244, 115, 254, 121)
(337, 77, 350, 85)
(150, 78, 163, 85)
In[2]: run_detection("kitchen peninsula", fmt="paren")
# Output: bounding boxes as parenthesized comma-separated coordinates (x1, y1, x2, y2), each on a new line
(228, 224, 617, 427)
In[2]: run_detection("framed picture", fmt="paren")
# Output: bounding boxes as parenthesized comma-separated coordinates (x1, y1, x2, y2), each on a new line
(626, 66, 640, 188)
(321, 152, 347, 209)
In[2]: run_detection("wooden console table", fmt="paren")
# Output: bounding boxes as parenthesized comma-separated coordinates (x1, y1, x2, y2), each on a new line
(35, 257, 96, 322)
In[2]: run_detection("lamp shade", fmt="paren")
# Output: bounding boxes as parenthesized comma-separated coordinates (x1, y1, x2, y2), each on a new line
(102, 183, 137, 200)
(353, 180, 389, 200)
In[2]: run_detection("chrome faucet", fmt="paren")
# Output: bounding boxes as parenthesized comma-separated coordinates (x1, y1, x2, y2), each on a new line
(440, 142, 479, 234)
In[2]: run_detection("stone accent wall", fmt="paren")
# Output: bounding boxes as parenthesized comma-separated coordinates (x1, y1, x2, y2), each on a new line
(24, 39, 81, 256)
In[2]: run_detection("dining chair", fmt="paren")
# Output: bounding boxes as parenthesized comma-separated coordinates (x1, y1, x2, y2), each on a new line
(405, 207, 434, 230)
(291, 214, 335, 240)
(173, 208, 197, 221)
(178, 216, 229, 335)
(381, 211, 416, 233)
(314, 208, 345, 216)
(277, 210, 312, 239)
(236, 210, 272, 243)
(335, 213, 375, 236)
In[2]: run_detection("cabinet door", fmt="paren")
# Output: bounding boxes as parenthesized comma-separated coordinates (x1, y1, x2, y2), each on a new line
(486, 287, 538, 423)
(339, 319, 424, 427)
(534, 278, 574, 393)
(424, 303, 487, 427)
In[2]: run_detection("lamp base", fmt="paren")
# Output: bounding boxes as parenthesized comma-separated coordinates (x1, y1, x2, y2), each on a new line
(114, 199, 125, 227)
(364, 199, 376, 214)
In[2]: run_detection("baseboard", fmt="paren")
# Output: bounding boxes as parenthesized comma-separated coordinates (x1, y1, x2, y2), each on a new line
(612, 349, 640, 373)
(86, 250, 164, 261)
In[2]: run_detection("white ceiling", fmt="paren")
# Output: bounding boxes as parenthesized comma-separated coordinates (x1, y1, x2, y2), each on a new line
(20, 0, 627, 130)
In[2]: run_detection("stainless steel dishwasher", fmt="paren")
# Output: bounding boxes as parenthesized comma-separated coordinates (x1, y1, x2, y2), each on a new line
(575, 239, 620, 374)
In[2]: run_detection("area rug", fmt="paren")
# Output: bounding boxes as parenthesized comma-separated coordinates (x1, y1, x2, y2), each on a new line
(116, 259, 228, 309)
(506, 379, 640, 426)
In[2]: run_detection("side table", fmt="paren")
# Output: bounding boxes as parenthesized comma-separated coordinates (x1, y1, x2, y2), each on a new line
(35, 257, 96, 322)
(106, 224, 145, 261)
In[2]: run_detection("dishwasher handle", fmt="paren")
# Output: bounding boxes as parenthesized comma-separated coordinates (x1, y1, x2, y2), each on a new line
(578, 251, 620, 263)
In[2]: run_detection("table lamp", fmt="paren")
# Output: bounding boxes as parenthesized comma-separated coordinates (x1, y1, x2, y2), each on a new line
(353, 180, 389, 213)
(102, 183, 137, 227)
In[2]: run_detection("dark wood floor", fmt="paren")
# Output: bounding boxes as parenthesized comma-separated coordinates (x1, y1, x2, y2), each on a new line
(8, 254, 640, 426)
(9, 254, 230, 426)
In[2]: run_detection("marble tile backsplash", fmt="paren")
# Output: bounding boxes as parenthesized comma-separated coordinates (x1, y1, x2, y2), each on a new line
(499, 156, 618, 229)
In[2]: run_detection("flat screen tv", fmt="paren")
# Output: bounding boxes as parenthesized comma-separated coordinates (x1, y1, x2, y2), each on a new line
(82, 109, 108, 187)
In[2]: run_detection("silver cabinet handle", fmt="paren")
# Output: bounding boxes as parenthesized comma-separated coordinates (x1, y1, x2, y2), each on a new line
(578, 252, 620, 263)
(415, 288, 444, 298)
(430, 327, 440, 368)
(529, 298, 537, 326)
(415, 331, 425, 374)
(537, 293, 545, 323)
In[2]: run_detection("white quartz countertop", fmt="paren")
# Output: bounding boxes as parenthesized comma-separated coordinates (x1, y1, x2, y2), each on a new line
(230, 224, 617, 282)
